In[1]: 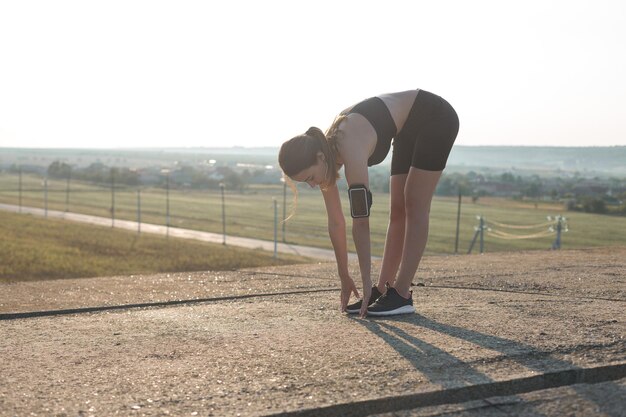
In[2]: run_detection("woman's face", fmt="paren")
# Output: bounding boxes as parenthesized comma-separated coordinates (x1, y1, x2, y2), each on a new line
(290, 152, 327, 188)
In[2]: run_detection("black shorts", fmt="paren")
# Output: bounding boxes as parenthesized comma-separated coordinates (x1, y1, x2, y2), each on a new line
(391, 90, 459, 175)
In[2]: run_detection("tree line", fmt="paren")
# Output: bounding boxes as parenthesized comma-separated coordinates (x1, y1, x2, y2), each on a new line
(6, 161, 626, 216)
(435, 171, 626, 215)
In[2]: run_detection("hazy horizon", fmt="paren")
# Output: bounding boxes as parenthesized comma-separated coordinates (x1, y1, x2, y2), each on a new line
(1, 0, 625, 149)
(3, 144, 626, 151)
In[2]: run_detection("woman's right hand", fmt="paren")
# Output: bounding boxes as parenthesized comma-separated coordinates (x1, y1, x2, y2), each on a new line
(339, 275, 360, 312)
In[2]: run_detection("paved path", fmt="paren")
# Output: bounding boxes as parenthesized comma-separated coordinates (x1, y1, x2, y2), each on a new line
(0, 203, 361, 261)
(1, 247, 625, 416)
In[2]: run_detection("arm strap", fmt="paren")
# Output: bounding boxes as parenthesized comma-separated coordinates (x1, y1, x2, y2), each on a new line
(347, 184, 372, 218)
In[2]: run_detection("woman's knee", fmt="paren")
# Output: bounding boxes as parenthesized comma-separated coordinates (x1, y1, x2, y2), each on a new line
(389, 198, 406, 223)
(404, 198, 432, 222)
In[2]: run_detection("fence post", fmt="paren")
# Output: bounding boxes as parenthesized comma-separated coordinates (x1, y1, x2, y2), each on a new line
(165, 171, 170, 238)
(220, 183, 226, 245)
(467, 225, 479, 254)
(273, 197, 278, 260)
(552, 216, 562, 250)
(479, 215, 484, 254)
(44, 176, 48, 218)
(454, 188, 462, 254)
(137, 189, 141, 234)
(282, 180, 287, 243)
(18, 167, 22, 213)
(467, 215, 484, 255)
(110, 168, 115, 227)
(65, 168, 71, 212)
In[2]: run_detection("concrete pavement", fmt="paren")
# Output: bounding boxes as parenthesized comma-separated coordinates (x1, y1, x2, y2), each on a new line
(1, 247, 625, 416)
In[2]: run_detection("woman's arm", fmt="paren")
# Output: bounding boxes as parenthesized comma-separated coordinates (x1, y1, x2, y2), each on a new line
(322, 185, 360, 311)
(340, 145, 373, 317)
(351, 217, 371, 289)
(321, 184, 349, 279)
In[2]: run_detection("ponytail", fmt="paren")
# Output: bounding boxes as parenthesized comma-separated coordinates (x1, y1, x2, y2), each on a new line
(278, 126, 340, 188)
(307, 126, 339, 189)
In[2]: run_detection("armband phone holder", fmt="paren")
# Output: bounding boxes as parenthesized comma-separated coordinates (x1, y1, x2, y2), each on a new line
(348, 184, 372, 218)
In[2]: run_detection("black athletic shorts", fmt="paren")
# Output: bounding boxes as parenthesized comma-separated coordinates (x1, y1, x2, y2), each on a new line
(391, 90, 459, 175)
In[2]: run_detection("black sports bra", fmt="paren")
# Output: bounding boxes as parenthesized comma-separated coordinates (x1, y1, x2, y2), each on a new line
(343, 97, 397, 166)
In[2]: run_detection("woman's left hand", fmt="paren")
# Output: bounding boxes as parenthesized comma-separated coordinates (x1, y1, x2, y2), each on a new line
(359, 285, 371, 318)
(340, 276, 360, 312)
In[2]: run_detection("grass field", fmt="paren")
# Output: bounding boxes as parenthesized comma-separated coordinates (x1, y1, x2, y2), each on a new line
(2, 172, 626, 257)
(0, 210, 311, 282)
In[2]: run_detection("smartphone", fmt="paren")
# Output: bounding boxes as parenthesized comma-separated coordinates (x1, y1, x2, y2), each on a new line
(348, 186, 370, 218)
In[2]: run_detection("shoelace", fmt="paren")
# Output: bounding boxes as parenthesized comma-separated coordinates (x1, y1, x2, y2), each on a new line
(370, 283, 393, 306)
(375, 290, 392, 305)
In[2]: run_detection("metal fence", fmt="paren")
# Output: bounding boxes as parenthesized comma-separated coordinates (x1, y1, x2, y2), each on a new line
(0, 170, 392, 257)
(0, 170, 568, 256)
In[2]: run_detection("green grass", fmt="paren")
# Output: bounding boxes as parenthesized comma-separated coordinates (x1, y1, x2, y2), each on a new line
(0, 210, 311, 282)
(1, 173, 625, 257)
(429, 196, 626, 253)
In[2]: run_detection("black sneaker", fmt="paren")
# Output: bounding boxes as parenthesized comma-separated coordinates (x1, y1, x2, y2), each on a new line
(345, 285, 384, 314)
(367, 287, 415, 316)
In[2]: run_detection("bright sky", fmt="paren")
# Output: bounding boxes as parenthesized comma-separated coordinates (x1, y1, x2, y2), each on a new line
(1, 0, 625, 149)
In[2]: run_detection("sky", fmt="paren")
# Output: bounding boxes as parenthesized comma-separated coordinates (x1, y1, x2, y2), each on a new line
(1, 0, 625, 149)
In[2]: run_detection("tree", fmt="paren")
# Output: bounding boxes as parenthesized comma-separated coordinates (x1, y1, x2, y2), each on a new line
(583, 198, 607, 214)
(500, 172, 516, 183)
(48, 161, 72, 178)
(523, 179, 542, 198)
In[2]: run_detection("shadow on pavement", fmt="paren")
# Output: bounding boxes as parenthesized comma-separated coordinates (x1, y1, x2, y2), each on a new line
(355, 313, 625, 417)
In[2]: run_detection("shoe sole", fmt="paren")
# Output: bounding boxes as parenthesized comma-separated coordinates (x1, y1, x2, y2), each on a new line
(346, 302, 378, 314)
(345, 288, 385, 314)
(367, 305, 415, 316)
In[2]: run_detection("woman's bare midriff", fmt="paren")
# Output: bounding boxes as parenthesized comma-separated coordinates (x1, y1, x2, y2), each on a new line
(377, 89, 419, 133)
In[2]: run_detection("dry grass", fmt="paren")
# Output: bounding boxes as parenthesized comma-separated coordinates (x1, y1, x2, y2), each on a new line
(0, 211, 311, 282)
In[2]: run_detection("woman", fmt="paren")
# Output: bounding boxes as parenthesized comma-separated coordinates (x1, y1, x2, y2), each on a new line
(279, 89, 459, 318)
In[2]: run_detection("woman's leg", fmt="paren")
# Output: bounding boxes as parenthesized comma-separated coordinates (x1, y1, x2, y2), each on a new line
(376, 174, 408, 292)
(393, 167, 443, 298)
